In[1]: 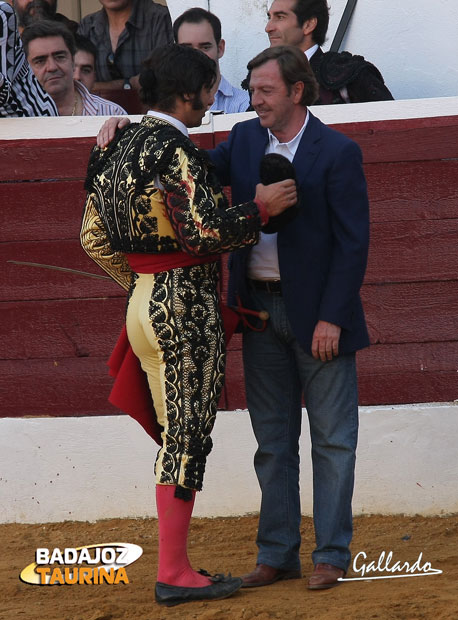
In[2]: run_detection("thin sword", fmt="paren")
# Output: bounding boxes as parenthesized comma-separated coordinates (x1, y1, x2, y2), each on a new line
(7, 260, 111, 280)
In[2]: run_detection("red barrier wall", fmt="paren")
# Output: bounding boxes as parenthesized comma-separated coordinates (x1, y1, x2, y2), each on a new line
(1, 115, 457, 417)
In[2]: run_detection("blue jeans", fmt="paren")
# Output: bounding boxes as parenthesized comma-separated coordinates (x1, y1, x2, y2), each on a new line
(242, 287, 359, 572)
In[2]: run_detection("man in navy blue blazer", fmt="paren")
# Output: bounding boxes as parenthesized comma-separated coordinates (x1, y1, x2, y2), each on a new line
(210, 45, 370, 590)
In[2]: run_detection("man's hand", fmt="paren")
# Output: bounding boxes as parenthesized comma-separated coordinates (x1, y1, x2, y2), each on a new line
(93, 75, 140, 94)
(97, 116, 131, 148)
(311, 320, 341, 361)
(255, 180, 297, 216)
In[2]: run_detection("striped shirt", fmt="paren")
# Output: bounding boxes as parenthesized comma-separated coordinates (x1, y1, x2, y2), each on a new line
(75, 80, 127, 116)
(78, 0, 173, 83)
(210, 74, 250, 114)
(0, 2, 57, 117)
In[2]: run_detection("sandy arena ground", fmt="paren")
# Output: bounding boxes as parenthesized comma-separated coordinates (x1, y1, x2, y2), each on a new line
(2, 514, 458, 620)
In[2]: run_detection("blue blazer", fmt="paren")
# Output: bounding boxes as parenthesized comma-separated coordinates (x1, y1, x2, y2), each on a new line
(210, 112, 370, 355)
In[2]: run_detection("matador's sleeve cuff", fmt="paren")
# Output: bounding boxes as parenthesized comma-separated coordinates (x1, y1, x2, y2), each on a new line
(254, 199, 269, 226)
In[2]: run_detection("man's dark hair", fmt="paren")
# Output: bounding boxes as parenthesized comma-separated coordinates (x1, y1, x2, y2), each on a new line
(247, 45, 319, 106)
(74, 34, 97, 61)
(140, 44, 217, 111)
(173, 7, 222, 45)
(22, 19, 76, 57)
(292, 0, 330, 46)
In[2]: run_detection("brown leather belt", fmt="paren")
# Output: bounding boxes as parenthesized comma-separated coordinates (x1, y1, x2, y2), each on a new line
(249, 279, 282, 295)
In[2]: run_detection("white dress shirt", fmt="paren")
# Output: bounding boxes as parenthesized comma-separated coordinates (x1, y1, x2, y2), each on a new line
(247, 112, 309, 281)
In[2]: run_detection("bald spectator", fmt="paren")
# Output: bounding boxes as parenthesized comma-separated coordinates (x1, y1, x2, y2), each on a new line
(78, 0, 173, 93)
(22, 20, 127, 115)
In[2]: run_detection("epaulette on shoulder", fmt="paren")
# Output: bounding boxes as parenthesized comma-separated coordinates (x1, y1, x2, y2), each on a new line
(84, 123, 140, 191)
(141, 122, 210, 178)
(316, 51, 385, 90)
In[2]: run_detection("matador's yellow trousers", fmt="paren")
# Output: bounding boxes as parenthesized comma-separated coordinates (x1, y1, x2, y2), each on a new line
(126, 261, 225, 494)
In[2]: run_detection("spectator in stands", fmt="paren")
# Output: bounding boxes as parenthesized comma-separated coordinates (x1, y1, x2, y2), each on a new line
(74, 34, 97, 92)
(173, 7, 249, 114)
(22, 20, 127, 115)
(78, 0, 173, 94)
(12, 0, 78, 33)
(265, 0, 393, 104)
(1, 1, 57, 116)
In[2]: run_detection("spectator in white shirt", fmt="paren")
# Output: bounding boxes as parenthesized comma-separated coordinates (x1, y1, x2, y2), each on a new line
(22, 20, 126, 115)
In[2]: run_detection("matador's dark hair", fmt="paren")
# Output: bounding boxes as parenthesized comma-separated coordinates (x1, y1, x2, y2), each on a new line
(139, 44, 217, 111)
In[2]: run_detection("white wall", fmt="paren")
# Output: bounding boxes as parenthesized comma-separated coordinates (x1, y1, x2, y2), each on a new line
(1, 404, 458, 524)
(167, 0, 458, 101)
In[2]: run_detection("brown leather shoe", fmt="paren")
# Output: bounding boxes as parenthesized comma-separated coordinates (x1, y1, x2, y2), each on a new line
(241, 563, 302, 588)
(307, 563, 345, 590)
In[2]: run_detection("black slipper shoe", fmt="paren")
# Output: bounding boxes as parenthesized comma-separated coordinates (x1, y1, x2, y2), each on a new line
(155, 571, 243, 607)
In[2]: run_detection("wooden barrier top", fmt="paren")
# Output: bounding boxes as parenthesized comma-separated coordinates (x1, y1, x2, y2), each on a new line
(1, 96, 457, 141)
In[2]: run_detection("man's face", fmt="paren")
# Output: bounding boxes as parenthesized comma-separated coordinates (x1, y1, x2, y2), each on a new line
(99, 0, 133, 11)
(27, 36, 74, 100)
(176, 20, 224, 70)
(249, 59, 299, 135)
(182, 85, 215, 128)
(13, 0, 56, 25)
(74, 50, 96, 91)
(266, 0, 309, 50)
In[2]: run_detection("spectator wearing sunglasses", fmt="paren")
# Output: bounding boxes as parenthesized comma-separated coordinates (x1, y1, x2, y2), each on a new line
(78, 0, 173, 94)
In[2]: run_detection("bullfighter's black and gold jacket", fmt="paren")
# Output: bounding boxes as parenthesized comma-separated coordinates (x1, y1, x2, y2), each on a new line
(81, 115, 262, 289)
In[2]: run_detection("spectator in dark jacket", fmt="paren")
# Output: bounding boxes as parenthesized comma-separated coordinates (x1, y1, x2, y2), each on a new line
(265, 0, 394, 104)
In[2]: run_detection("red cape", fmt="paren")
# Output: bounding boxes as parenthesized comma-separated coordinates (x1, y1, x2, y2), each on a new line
(107, 305, 240, 445)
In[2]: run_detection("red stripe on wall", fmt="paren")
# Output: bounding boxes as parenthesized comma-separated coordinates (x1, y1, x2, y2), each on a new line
(1, 115, 457, 417)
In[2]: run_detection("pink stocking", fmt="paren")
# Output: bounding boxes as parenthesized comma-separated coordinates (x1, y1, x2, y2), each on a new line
(156, 485, 211, 587)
